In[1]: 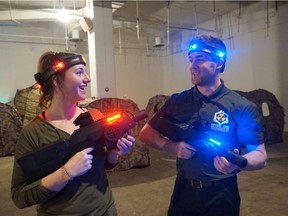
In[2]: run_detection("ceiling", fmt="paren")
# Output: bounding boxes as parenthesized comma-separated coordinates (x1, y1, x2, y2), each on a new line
(0, 1, 270, 54)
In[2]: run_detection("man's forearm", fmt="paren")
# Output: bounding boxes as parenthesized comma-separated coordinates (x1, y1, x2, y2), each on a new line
(139, 124, 179, 155)
(242, 144, 267, 171)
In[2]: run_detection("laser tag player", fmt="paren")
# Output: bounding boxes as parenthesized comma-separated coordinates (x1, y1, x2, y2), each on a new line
(139, 35, 267, 216)
(11, 51, 135, 216)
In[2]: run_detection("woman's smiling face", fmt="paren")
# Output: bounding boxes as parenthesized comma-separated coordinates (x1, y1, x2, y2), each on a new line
(59, 64, 91, 102)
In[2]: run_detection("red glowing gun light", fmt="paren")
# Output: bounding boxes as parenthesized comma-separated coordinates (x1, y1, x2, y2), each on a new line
(106, 113, 122, 124)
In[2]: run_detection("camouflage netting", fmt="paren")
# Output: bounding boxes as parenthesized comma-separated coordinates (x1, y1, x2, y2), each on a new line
(88, 98, 150, 171)
(14, 86, 43, 127)
(235, 89, 285, 145)
(0, 103, 22, 156)
(146, 89, 284, 145)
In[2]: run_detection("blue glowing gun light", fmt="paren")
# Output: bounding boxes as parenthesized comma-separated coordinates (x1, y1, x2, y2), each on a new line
(204, 133, 224, 151)
(153, 116, 248, 168)
(208, 138, 222, 148)
(207, 136, 247, 168)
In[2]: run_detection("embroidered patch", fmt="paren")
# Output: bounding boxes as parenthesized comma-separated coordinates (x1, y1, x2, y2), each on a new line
(213, 110, 229, 125)
(211, 110, 230, 132)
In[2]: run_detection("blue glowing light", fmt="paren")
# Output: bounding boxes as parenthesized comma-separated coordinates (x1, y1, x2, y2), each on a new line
(190, 43, 198, 50)
(209, 138, 222, 146)
(188, 41, 226, 61)
(216, 50, 225, 58)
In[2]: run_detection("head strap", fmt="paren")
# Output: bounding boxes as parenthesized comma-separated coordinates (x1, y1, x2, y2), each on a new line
(34, 54, 86, 88)
(188, 40, 226, 62)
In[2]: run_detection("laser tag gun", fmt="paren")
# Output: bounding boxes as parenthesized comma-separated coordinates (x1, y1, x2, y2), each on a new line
(154, 116, 248, 168)
(17, 110, 148, 182)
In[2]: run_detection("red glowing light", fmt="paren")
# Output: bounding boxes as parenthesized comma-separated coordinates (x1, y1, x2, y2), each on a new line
(53, 61, 65, 72)
(81, 56, 87, 64)
(106, 113, 121, 124)
(35, 83, 42, 89)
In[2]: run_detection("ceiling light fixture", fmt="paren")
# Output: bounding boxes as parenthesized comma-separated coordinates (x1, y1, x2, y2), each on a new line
(57, 8, 71, 23)
(153, 37, 165, 48)
(112, 2, 125, 13)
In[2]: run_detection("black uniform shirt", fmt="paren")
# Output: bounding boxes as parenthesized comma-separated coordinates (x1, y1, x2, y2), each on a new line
(149, 80, 264, 181)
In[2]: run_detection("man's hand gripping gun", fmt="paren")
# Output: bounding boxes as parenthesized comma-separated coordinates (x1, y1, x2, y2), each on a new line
(17, 110, 148, 182)
(154, 116, 248, 168)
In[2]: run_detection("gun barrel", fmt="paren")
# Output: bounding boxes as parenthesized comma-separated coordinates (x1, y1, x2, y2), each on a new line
(133, 110, 148, 122)
(225, 151, 248, 168)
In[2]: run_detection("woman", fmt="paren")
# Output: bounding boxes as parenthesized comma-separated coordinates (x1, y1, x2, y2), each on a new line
(11, 51, 135, 215)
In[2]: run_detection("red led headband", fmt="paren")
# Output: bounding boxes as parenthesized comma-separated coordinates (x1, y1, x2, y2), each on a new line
(34, 54, 86, 88)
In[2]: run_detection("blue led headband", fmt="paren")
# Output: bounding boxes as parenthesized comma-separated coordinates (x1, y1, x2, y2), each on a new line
(188, 40, 226, 61)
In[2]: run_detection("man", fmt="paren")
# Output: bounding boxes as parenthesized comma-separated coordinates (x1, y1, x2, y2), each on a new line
(139, 35, 267, 216)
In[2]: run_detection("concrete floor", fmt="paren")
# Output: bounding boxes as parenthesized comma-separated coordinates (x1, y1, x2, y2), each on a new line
(1, 133, 288, 216)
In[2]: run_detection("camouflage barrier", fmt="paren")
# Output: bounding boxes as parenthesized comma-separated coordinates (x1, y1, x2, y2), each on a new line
(13, 87, 29, 123)
(14, 86, 43, 127)
(235, 89, 285, 145)
(0, 103, 22, 156)
(88, 98, 150, 171)
(145, 94, 169, 121)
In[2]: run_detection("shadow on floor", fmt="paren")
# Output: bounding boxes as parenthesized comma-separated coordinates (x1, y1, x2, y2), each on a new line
(108, 148, 176, 188)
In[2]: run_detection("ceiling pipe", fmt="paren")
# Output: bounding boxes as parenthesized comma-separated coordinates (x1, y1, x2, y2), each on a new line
(166, 1, 170, 47)
(266, 0, 270, 37)
(237, 1, 242, 32)
(136, 0, 140, 40)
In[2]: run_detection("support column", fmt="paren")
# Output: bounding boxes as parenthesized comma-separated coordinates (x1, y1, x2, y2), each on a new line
(87, 1, 116, 98)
